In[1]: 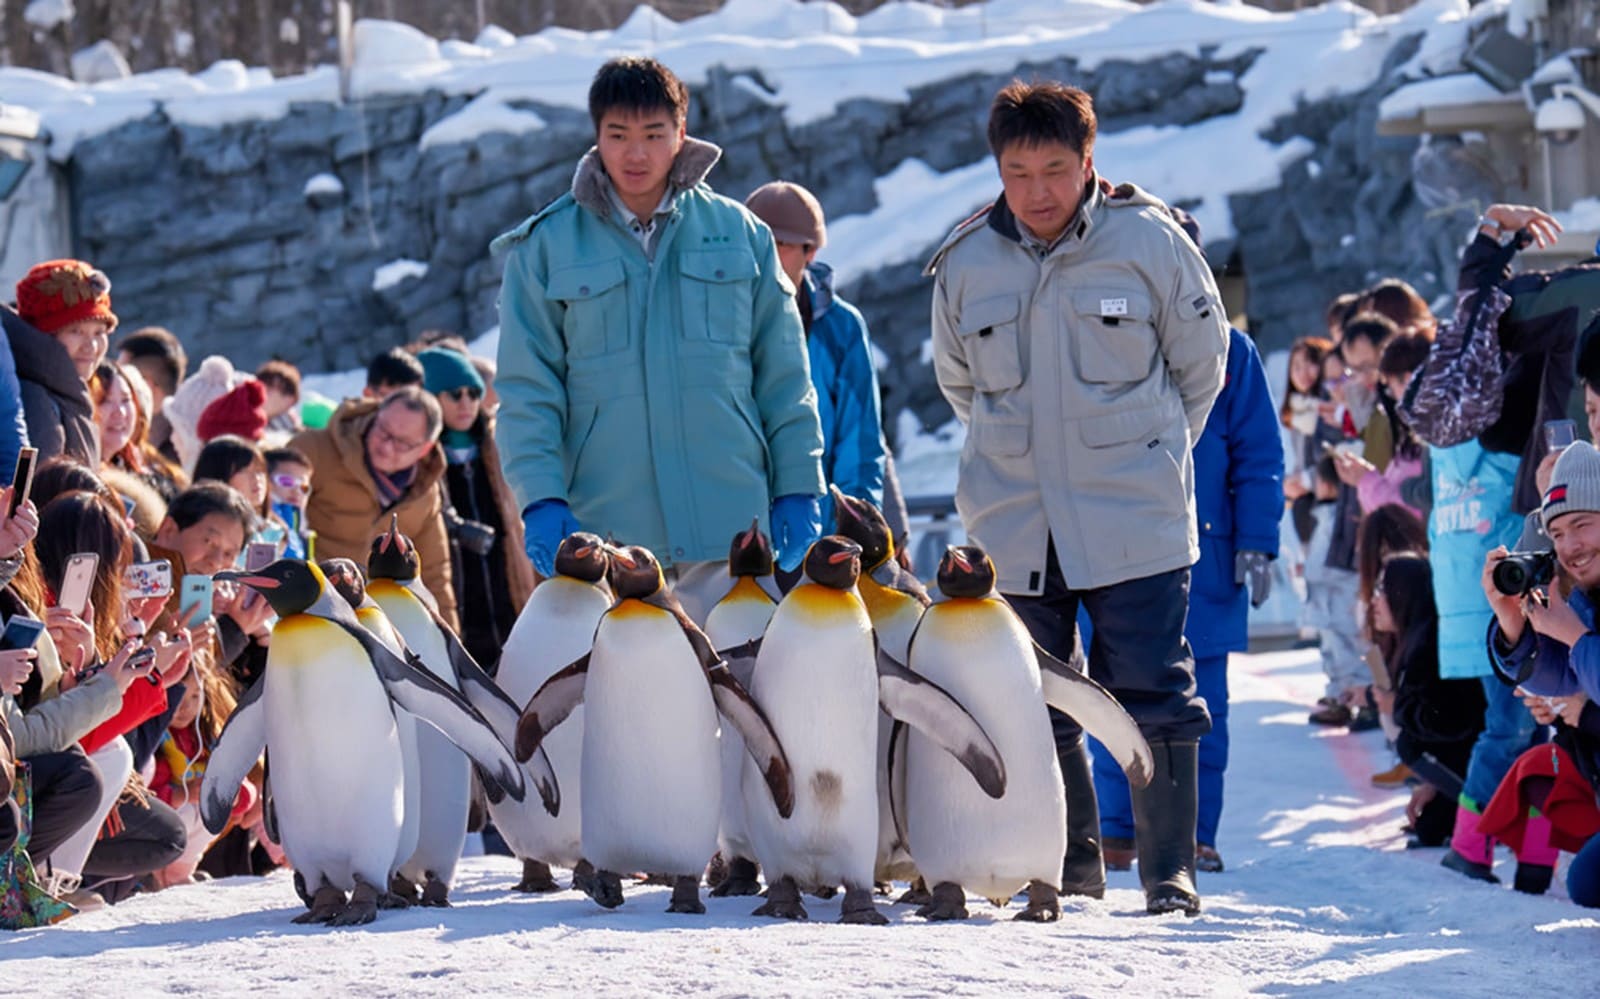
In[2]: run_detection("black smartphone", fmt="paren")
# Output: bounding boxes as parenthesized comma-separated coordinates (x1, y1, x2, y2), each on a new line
(8, 446, 36, 519)
(0, 615, 45, 651)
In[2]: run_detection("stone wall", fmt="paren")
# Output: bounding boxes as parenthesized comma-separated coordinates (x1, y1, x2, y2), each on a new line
(68, 28, 1467, 444)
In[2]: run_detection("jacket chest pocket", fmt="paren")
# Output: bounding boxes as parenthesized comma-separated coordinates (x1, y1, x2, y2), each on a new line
(1071, 289, 1157, 384)
(681, 249, 758, 344)
(956, 295, 1024, 392)
(549, 258, 629, 359)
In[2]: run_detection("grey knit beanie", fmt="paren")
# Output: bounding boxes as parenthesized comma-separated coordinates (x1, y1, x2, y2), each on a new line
(1542, 441, 1600, 526)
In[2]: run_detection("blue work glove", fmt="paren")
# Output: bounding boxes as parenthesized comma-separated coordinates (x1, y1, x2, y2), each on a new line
(770, 494, 823, 574)
(523, 499, 581, 578)
(1234, 550, 1273, 609)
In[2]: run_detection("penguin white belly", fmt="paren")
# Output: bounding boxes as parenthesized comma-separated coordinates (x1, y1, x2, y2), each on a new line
(487, 579, 607, 867)
(744, 586, 880, 890)
(860, 580, 925, 880)
(581, 604, 720, 876)
(264, 620, 404, 892)
(705, 581, 776, 861)
(355, 608, 421, 875)
(372, 587, 471, 886)
(905, 602, 1065, 900)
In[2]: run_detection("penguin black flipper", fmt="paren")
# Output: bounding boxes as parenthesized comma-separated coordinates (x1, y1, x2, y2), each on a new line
(430, 610, 564, 816)
(869, 560, 931, 607)
(343, 619, 533, 807)
(716, 637, 763, 688)
(201, 675, 268, 835)
(886, 720, 910, 850)
(646, 590, 722, 672)
(706, 663, 795, 819)
(261, 749, 279, 844)
(876, 645, 1007, 799)
(1034, 643, 1154, 789)
(514, 653, 589, 765)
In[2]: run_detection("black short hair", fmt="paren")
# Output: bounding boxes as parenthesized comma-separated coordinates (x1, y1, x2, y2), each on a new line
(1378, 332, 1432, 378)
(116, 326, 187, 395)
(1341, 313, 1400, 353)
(987, 80, 1097, 159)
(366, 347, 424, 391)
(1315, 454, 1339, 486)
(263, 446, 311, 472)
(166, 480, 258, 535)
(588, 57, 689, 131)
(192, 435, 265, 488)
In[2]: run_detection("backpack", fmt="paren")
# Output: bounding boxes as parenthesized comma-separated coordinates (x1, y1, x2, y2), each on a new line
(1399, 284, 1513, 448)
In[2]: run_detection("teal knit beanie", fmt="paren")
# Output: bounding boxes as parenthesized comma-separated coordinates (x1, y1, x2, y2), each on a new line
(418, 347, 485, 396)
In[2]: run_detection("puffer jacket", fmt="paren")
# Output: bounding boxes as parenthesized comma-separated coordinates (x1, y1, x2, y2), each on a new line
(492, 137, 824, 567)
(927, 176, 1229, 593)
(2, 302, 98, 467)
(801, 262, 886, 531)
(290, 399, 458, 628)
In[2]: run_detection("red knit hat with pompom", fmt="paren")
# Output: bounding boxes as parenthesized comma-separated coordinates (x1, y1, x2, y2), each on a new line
(196, 377, 268, 442)
(15, 259, 118, 334)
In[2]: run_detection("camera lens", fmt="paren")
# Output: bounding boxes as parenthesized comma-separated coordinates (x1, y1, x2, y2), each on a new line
(1492, 560, 1528, 596)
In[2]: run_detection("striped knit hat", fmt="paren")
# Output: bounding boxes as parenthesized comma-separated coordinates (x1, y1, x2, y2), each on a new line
(1542, 441, 1600, 526)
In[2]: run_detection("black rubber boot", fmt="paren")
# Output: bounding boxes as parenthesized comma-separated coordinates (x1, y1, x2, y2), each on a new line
(1513, 862, 1553, 895)
(1130, 739, 1201, 917)
(1058, 736, 1106, 899)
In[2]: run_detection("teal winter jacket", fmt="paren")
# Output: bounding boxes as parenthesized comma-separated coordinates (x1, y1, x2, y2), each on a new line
(492, 137, 825, 567)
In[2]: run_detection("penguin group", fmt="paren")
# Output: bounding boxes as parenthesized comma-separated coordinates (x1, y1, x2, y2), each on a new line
(201, 493, 1155, 927)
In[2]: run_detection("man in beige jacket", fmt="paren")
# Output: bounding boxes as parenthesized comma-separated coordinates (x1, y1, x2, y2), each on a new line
(928, 80, 1228, 916)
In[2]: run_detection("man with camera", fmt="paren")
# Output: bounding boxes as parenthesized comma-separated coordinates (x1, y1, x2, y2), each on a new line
(1485, 440, 1600, 905)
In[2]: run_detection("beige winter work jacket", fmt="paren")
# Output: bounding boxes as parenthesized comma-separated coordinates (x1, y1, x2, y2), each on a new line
(927, 177, 1229, 594)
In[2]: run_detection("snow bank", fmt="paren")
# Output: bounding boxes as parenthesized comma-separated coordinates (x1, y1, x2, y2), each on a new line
(23, 0, 73, 31)
(372, 258, 429, 292)
(7, 649, 1593, 997)
(302, 172, 344, 198)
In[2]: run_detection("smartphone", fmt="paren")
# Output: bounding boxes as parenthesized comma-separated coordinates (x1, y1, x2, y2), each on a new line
(0, 615, 45, 651)
(245, 541, 278, 572)
(8, 446, 36, 518)
(57, 552, 99, 618)
(1545, 419, 1577, 454)
(123, 559, 174, 600)
(126, 646, 157, 673)
(179, 574, 214, 625)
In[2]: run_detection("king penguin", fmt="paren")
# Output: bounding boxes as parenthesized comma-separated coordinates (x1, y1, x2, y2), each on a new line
(366, 517, 560, 906)
(704, 520, 779, 897)
(198, 559, 533, 926)
(732, 536, 1006, 925)
(899, 546, 1153, 922)
(515, 543, 794, 915)
(830, 486, 931, 894)
(489, 532, 612, 893)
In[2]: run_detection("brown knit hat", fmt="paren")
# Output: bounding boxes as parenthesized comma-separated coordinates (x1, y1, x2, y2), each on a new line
(16, 259, 118, 334)
(745, 181, 826, 248)
(196, 377, 268, 442)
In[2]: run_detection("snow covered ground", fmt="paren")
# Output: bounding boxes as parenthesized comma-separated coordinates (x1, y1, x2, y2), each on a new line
(7, 648, 1592, 997)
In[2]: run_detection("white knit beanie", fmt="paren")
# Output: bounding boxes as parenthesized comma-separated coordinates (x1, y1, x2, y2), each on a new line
(1542, 441, 1600, 526)
(162, 355, 240, 474)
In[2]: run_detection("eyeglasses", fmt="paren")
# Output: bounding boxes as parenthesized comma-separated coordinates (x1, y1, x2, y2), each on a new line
(443, 386, 483, 402)
(271, 473, 310, 494)
(369, 421, 429, 453)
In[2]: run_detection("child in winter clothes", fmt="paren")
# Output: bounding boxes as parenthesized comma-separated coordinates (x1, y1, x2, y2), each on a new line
(264, 447, 311, 561)
(1368, 553, 1485, 847)
(1298, 456, 1368, 724)
(148, 663, 250, 888)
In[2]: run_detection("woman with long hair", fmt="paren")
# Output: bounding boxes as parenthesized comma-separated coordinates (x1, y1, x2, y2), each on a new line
(90, 361, 186, 506)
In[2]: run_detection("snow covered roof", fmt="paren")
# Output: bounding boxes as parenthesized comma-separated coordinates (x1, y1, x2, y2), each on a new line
(1377, 72, 1530, 134)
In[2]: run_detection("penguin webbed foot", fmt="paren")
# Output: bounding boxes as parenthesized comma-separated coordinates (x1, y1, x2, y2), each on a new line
(894, 877, 932, 906)
(1013, 880, 1062, 923)
(666, 874, 705, 914)
(709, 856, 762, 897)
(418, 876, 451, 908)
(575, 864, 625, 909)
(635, 871, 677, 886)
(752, 876, 808, 920)
(388, 872, 419, 903)
(293, 885, 347, 924)
(839, 883, 889, 925)
(329, 878, 381, 926)
(512, 858, 562, 893)
(376, 891, 411, 910)
(914, 882, 970, 921)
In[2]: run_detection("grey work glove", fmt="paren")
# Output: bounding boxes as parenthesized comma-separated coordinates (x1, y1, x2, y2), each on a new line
(1235, 550, 1272, 609)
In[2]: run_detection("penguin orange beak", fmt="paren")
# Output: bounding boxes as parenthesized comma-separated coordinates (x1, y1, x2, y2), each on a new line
(828, 549, 855, 565)
(949, 548, 972, 572)
(573, 543, 595, 560)
(611, 549, 637, 569)
(227, 574, 280, 590)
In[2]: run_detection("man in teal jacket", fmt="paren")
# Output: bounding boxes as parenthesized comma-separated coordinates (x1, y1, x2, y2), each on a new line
(493, 58, 825, 618)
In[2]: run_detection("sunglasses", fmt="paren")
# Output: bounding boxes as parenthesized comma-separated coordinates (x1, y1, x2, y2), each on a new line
(271, 474, 310, 494)
(443, 386, 483, 402)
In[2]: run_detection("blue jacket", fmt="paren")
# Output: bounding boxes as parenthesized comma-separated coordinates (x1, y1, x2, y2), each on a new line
(1491, 587, 1600, 700)
(492, 139, 825, 567)
(1185, 329, 1284, 657)
(0, 322, 27, 481)
(803, 263, 885, 532)
(1429, 440, 1523, 678)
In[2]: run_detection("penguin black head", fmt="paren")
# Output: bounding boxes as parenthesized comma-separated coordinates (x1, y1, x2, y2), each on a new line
(368, 514, 420, 583)
(218, 559, 326, 618)
(937, 545, 997, 599)
(607, 544, 666, 601)
(803, 535, 862, 591)
(554, 532, 609, 584)
(830, 484, 893, 570)
(727, 518, 774, 578)
(318, 557, 367, 608)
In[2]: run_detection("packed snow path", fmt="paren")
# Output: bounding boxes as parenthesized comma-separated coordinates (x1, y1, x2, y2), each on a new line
(6, 649, 1594, 997)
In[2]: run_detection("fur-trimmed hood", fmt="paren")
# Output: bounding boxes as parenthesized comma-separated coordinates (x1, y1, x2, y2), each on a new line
(569, 135, 723, 219)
